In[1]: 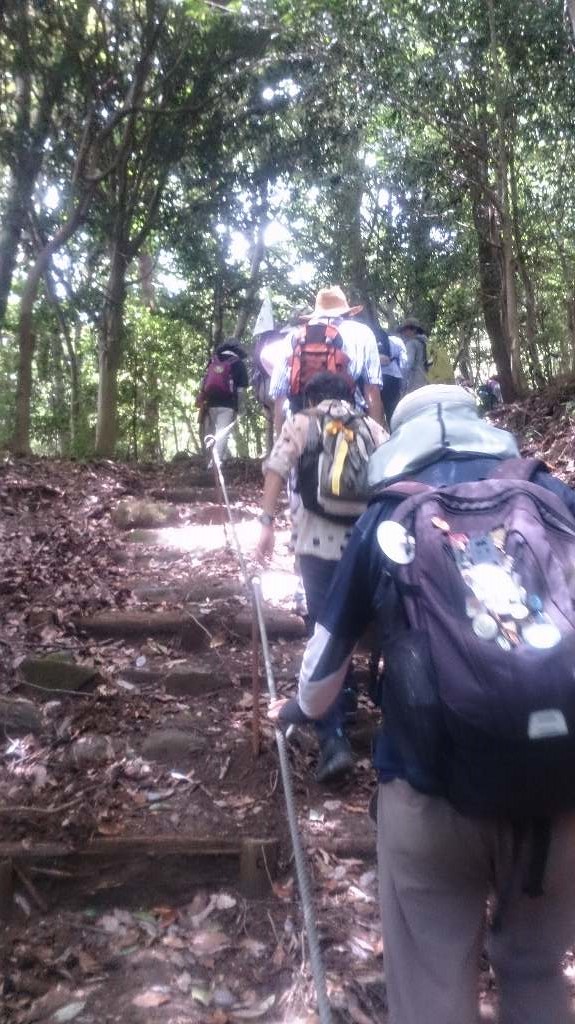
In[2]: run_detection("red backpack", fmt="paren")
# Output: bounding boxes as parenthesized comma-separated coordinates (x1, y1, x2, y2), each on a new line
(288, 323, 352, 408)
(200, 353, 237, 402)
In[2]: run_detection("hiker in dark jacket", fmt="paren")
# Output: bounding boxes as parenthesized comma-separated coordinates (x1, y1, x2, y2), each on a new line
(197, 340, 248, 461)
(270, 384, 575, 1024)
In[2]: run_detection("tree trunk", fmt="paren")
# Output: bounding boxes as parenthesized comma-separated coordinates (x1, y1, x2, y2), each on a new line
(0, 0, 79, 328)
(566, 289, 575, 374)
(470, 187, 516, 402)
(487, 0, 523, 394)
(566, 0, 575, 42)
(233, 195, 268, 340)
(11, 199, 89, 455)
(142, 371, 161, 460)
(0, 166, 39, 329)
(95, 245, 129, 457)
(455, 325, 473, 381)
(508, 150, 545, 388)
(333, 139, 377, 326)
(50, 331, 69, 455)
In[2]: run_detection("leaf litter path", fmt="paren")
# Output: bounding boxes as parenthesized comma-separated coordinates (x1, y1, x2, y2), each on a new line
(3, 375, 575, 1024)
(0, 455, 384, 1024)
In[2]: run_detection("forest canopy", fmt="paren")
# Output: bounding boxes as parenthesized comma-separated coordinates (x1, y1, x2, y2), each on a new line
(0, 0, 574, 459)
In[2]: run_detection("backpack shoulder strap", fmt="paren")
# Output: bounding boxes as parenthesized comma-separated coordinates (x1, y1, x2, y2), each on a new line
(324, 323, 343, 346)
(489, 457, 549, 482)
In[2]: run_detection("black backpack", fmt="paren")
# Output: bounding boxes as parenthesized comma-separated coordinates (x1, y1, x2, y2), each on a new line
(376, 326, 391, 359)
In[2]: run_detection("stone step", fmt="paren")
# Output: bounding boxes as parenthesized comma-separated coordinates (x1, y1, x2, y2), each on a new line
(233, 607, 306, 640)
(19, 656, 101, 696)
(121, 518, 259, 553)
(113, 548, 187, 565)
(129, 580, 245, 604)
(150, 486, 245, 504)
(72, 611, 208, 650)
(121, 664, 230, 698)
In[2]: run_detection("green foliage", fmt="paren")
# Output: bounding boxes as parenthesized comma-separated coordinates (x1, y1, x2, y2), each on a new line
(0, 0, 574, 457)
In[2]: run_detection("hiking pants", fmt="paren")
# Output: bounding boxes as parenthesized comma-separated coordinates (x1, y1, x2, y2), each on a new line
(299, 555, 355, 744)
(381, 376, 402, 427)
(377, 780, 575, 1024)
(202, 406, 235, 461)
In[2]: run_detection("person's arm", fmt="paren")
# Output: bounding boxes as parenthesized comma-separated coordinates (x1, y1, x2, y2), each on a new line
(256, 414, 308, 561)
(360, 327, 384, 424)
(255, 470, 284, 562)
(273, 395, 286, 437)
(275, 508, 383, 728)
(365, 382, 384, 425)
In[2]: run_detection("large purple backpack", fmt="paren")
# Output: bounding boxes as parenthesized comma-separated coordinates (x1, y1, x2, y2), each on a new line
(379, 458, 575, 821)
(201, 353, 237, 402)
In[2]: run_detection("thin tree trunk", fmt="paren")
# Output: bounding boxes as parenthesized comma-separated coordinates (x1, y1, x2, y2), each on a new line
(508, 149, 545, 388)
(0, 0, 86, 328)
(142, 371, 161, 460)
(50, 330, 69, 455)
(11, 197, 89, 455)
(552, 239, 575, 372)
(333, 138, 377, 326)
(470, 185, 516, 402)
(233, 195, 268, 340)
(566, 0, 575, 41)
(487, 0, 523, 393)
(95, 244, 128, 457)
(455, 325, 473, 381)
(43, 265, 82, 452)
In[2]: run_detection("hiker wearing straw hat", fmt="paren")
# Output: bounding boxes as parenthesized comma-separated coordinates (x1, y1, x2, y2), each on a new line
(268, 286, 384, 437)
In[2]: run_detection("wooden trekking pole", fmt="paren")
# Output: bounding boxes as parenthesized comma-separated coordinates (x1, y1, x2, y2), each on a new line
(251, 596, 261, 757)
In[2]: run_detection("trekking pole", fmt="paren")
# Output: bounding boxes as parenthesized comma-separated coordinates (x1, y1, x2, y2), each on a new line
(251, 606, 261, 757)
(204, 432, 334, 1024)
(251, 577, 333, 1024)
(205, 426, 262, 757)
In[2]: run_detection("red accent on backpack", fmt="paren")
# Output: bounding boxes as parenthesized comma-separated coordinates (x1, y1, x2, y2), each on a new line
(200, 354, 237, 402)
(288, 323, 352, 396)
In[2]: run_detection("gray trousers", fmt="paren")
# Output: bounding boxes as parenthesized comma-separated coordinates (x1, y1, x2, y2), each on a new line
(377, 780, 575, 1024)
(202, 406, 235, 461)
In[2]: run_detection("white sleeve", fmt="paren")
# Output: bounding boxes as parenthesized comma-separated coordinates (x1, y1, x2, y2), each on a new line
(391, 336, 408, 370)
(298, 624, 354, 719)
(362, 325, 383, 386)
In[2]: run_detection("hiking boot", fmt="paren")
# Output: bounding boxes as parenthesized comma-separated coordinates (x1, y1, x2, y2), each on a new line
(316, 734, 354, 784)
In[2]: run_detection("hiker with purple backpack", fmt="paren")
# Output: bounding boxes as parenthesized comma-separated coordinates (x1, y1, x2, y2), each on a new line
(197, 340, 248, 461)
(271, 383, 575, 1024)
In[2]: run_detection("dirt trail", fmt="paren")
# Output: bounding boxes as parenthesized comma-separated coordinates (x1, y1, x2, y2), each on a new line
(0, 455, 384, 1024)
(4, 376, 575, 1024)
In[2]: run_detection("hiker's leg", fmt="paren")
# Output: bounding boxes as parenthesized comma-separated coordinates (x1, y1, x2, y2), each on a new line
(377, 780, 489, 1024)
(489, 814, 575, 1024)
(299, 555, 349, 740)
(381, 377, 402, 427)
(299, 555, 353, 780)
(202, 408, 217, 466)
(212, 407, 235, 461)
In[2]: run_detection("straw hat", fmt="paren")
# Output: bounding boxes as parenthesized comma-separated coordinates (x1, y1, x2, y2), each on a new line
(309, 286, 363, 318)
